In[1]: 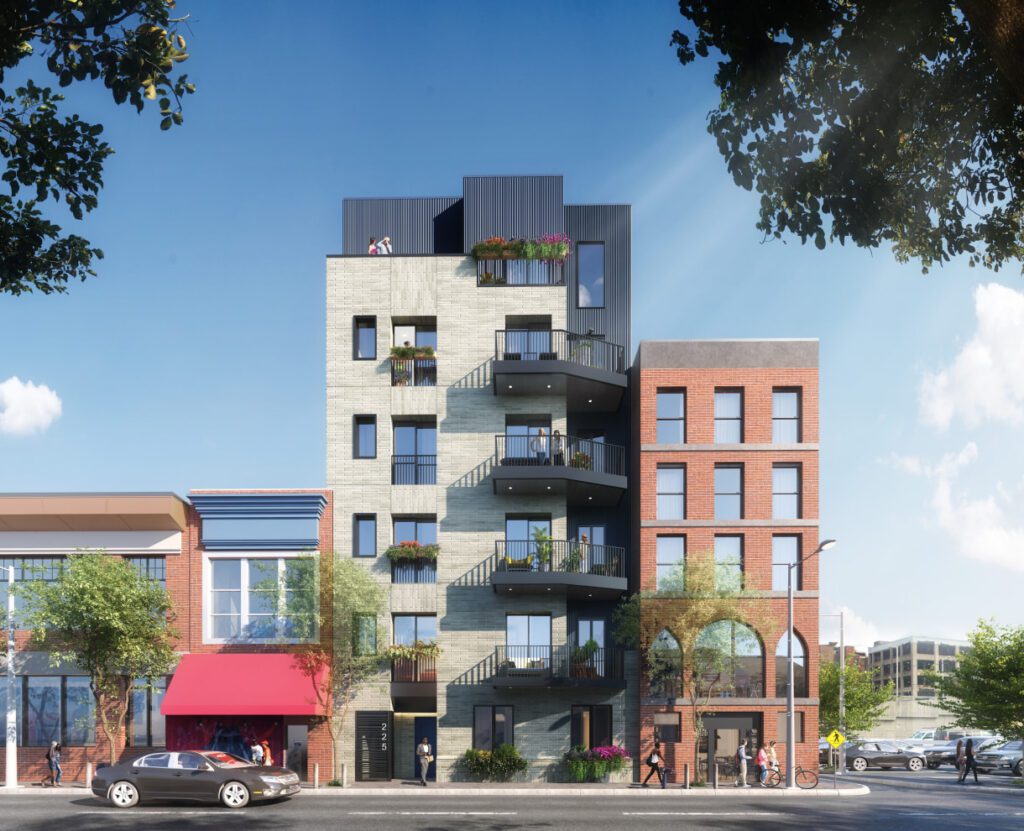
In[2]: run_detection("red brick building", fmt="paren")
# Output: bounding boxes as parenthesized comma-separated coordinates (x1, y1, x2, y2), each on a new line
(631, 340, 821, 783)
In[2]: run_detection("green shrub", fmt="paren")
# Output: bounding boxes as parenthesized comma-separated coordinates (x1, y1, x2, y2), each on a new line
(459, 744, 528, 782)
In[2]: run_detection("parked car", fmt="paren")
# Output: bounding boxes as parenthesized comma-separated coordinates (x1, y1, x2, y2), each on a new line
(92, 750, 301, 809)
(976, 740, 1024, 776)
(846, 741, 927, 772)
(924, 736, 1001, 769)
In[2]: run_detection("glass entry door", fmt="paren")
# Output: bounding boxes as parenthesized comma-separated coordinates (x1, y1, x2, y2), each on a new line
(506, 614, 551, 669)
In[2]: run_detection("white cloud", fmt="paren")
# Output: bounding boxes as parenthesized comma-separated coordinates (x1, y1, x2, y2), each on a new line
(0, 376, 62, 436)
(820, 604, 892, 652)
(920, 283, 1024, 430)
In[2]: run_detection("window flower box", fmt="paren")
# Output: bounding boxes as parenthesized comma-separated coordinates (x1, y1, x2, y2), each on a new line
(390, 345, 436, 360)
(385, 541, 440, 563)
(471, 234, 571, 263)
(384, 640, 441, 661)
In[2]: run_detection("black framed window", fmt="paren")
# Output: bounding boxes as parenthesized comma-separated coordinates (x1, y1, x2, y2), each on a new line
(473, 705, 514, 750)
(653, 712, 681, 743)
(656, 389, 686, 443)
(354, 316, 377, 360)
(571, 704, 612, 749)
(125, 556, 166, 587)
(772, 464, 801, 519)
(393, 614, 437, 645)
(130, 677, 167, 747)
(576, 242, 605, 308)
(655, 536, 686, 592)
(714, 389, 743, 443)
(354, 615, 377, 656)
(772, 389, 801, 443)
(714, 464, 743, 519)
(656, 465, 685, 520)
(392, 517, 437, 584)
(354, 415, 376, 458)
(354, 514, 376, 558)
(714, 535, 743, 591)
(772, 535, 801, 591)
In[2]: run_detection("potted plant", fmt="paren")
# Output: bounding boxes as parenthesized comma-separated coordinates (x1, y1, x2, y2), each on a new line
(570, 451, 592, 470)
(531, 526, 553, 571)
(385, 541, 441, 563)
(571, 639, 599, 678)
(565, 544, 583, 573)
(562, 745, 629, 783)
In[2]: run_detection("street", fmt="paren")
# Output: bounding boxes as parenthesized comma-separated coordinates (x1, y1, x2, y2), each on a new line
(0, 775, 1020, 831)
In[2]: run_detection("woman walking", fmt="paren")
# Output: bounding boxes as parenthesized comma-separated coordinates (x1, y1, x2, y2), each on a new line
(954, 739, 964, 778)
(959, 738, 979, 784)
(416, 736, 433, 786)
(641, 740, 664, 787)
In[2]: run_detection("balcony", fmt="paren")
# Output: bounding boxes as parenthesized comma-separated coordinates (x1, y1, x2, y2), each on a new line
(493, 330, 626, 411)
(491, 540, 627, 599)
(490, 645, 626, 689)
(476, 259, 565, 286)
(391, 455, 437, 485)
(491, 435, 627, 506)
(390, 655, 437, 710)
(391, 357, 437, 387)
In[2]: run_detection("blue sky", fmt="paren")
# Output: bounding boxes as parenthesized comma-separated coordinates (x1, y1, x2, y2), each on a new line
(1, 1, 1022, 647)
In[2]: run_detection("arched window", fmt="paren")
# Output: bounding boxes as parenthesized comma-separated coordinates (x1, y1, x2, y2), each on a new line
(694, 620, 763, 698)
(775, 631, 808, 698)
(648, 629, 682, 697)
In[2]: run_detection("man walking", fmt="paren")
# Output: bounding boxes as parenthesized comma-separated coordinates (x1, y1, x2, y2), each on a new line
(417, 736, 433, 786)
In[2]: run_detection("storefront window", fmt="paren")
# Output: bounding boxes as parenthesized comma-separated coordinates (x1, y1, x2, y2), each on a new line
(26, 677, 60, 746)
(64, 677, 95, 745)
(131, 677, 167, 747)
(207, 556, 318, 643)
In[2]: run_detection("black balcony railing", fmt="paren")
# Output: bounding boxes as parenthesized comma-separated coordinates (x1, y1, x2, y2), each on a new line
(494, 540, 625, 578)
(495, 330, 625, 374)
(493, 645, 625, 683)
(391, 655, 437, 683)
(391, 455, 437, 485)
(391, 358, 437, 387)
(494, 435, 625, 477)
(476, 259, 565, 286)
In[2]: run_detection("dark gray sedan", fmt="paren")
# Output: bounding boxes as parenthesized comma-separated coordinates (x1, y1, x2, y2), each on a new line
(846, 741, 926, 772)
(92, 750, 301, 809)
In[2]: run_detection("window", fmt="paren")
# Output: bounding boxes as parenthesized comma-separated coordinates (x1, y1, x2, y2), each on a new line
(0, 678, 22, 745)
(656, 465, 685, 520)
(656, 536, 686, 591)
(577, 242, 605, 307)
(125, 557, 166, 587)
(393, 615, 437, 646)
(571, 705, 612, 750)
(714, 535, 743, 591)
(0, 676, 100, 747)
(776, 633, 808, 697)
(504, 516, 552, 566)
(25, 676, 60, 746)
(393, 323, 437, 351)
(64, 676, 95, 745)
(695, 620, 763, 697)
(714, 389, 743, 443)
(917, 640, 935, 654)
(506, 614, 551, 667)
(392, 422, 436, 484)
(354, 514, 377, 558)
(917, 660, 934, 671)
(653, 712, 681, 743)
(354, 316, 377, 360)
(772, 536, 801, 591)
(392, 517, 437, 584)
(714, 465, 743, 519)
(772, 465, 801, 519)
(938, 643, 957, 656)
(777, 712, 805, 744)
(130, 678, 166, 747)
(502, 417, 551, 461)
(649, 630, 682, 697)
(940, 659, 957, 673)
(354, 415, 376, 458)
(207, 556, 318, 643)
(139, 752, 171, 768)
(354, 615, 377, 656)
(656, 390, 685, 443)
(0, 558, 63, 626)
(473, 705, 514, 751)
(772, 389, 801, 443)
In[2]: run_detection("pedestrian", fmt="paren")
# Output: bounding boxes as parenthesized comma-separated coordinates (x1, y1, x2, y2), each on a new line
(959, 738, 979, 784)
(368, 237, 378, 255)
(260, 740, 273, 766)
(43, 740, 57, 787)
(768, 739, 780, 773)
(755, 742, 769, 786)
(551, 429, 565, 466)
(51, 743, 63, 786)
(735, 741, 751, 787)
(416, 736, 433, 786)
(641, 740, 664, 787)
(530, 428, 547, 464)
(250, 737, 264, 765)
(377, 236, 393, 255)
(954, 739, 964, 777)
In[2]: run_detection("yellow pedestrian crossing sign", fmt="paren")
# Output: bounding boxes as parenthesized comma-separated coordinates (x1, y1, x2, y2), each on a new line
(826, 730, 846, 749)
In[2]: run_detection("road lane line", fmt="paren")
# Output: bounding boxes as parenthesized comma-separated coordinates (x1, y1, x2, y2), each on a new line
(348, 811, 517, 816)
(623, 812, 787, 817)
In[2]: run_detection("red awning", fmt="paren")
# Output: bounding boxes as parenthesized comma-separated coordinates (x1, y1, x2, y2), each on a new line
(161, 653, 327, 717)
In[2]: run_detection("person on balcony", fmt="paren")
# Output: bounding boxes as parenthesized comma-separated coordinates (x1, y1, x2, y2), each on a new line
(368, 237, 378, 254)
(377, 235, 392, 255)
(551, 430, 565, 466)
(530, 428, 548, 464)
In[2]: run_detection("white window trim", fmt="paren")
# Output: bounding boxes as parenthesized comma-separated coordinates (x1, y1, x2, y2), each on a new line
(202, 551, 320, 646)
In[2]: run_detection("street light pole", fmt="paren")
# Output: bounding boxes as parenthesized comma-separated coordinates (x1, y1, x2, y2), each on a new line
(3, 566, 15, 789)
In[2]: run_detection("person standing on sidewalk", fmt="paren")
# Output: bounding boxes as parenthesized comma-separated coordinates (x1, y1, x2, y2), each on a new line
(959, 738, 979, 784)
(416, 736, 433, 787)
(735, 742, 751, 787)
(52, 743, 63, 787)
(641, 740, 664, 786)
(755, 743, 769, 786)
(767, 740, 780, 773)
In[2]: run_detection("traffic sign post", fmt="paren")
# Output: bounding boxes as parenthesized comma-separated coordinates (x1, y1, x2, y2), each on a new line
(826, 730, 846, 790)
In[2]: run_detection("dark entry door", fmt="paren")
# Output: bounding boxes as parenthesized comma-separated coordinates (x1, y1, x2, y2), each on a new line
(414, 716, 437, 781)
(703, 714, 760, 783)
(356, 711, 393, 781)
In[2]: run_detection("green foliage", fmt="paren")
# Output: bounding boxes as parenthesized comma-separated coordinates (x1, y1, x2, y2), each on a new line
(1, 1, 196, 295)
(611, 593, 640, 650)
(932, 620, 1024, 740)
(17, 551, 176, 764)
(531, 525, 552, 566)
(384, 542, 440, 563)
(471, 234, 571, 262)
(389, 345, 435, 359)
(382, 640, 441, 661)
(459, 744, 528, 782)
(819, 656, 893, 737)
(671, 2, 1024, 272)
(563, 746, 630, 782)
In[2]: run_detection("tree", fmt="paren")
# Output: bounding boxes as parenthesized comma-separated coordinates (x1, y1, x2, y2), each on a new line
(17, 551, 176, 765)
(1, 1, 195, 296)
(671, 2, 1024, 272)
(292, 557, 384, 784)
(639, 556, 778, 781)
(932, 620, 1024, 744)
(818, 656, 892, 737)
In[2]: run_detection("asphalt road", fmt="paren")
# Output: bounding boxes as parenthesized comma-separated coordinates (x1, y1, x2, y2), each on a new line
(0, 775, 1020, 831)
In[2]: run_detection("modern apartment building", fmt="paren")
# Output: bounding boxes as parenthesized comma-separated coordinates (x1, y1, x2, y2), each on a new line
(867, 636, 970, 698)
(327, 175, 637, 781)
(631, 340, 821, 781)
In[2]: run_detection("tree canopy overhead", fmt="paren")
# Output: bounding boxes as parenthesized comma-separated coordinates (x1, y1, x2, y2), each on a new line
(671, 1, 1024, 272)
(0, 1, 194, 296)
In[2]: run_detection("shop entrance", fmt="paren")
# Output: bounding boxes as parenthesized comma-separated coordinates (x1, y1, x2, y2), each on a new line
(702, 714, 761, 785)
(413, 716, 437, 781)
(286, 724, 308, 779)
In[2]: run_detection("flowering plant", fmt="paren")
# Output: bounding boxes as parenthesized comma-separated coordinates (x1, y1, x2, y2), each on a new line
(384, 640, 441, 661)
(385, 541, 440, 562)
(563, 745, 630, 782)
(472, 234, 571, 262)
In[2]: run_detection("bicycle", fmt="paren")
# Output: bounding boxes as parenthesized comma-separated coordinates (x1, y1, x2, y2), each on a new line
(763, 766, 818, 789)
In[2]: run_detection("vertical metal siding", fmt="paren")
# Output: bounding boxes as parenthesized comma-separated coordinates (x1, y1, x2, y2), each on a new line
(462, 176, 565, 251)
(342, 197, 463, 255)
(564, 204, 631, 354)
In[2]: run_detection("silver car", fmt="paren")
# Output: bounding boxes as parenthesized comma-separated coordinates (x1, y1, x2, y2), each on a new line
(976, 740, 1024, 776)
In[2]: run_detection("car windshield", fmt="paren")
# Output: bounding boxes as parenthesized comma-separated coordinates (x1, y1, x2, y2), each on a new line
(203, 751, 253, 768)
(1000, 740, 1023, 752)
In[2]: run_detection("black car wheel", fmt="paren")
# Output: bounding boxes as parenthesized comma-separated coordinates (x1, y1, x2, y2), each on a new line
(907, 757, 924, 772)
(220, 781, 250, 809)
(1014, 760, 1023, 777)
(851, 757, 868, 772)
(926, 762, 939, 769)
(108, 781, 139, 809)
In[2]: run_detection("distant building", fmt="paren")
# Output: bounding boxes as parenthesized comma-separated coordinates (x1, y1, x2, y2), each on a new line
(867, 636, 970, 698)
(819, 642, 865, 670)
